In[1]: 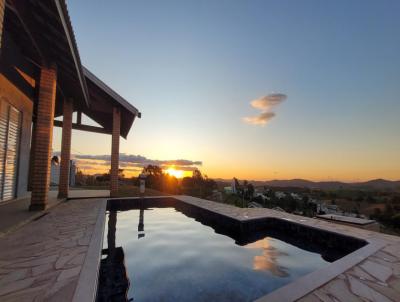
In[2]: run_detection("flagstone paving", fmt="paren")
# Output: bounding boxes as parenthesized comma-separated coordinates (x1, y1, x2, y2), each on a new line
(0, 198, 106, 302)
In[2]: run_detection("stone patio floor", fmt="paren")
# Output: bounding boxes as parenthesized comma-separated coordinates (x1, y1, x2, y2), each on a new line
(0, 198, 106, 302)
(0, 190, 109, 237)
(0, 194, 399, 301)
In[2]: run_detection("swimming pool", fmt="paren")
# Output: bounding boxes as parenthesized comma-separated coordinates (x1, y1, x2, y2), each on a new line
(97, 198, 366, 302)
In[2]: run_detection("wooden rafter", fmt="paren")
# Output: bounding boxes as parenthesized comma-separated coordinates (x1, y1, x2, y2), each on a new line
(54, 120, 110, 135)
(5, 1, 45, 62)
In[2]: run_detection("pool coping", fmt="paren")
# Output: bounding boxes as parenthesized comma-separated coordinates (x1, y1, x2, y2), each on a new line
(72, 199, 107, 302)
(255, 238, 386, 301)
(88, 195, 399, 302)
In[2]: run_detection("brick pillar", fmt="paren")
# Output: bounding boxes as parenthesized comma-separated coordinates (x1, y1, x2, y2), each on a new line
(30, 65, 57, 211)
(58, 98, 73, 198)
(0, 0, 5, 52)
(110, 106, 120, 197)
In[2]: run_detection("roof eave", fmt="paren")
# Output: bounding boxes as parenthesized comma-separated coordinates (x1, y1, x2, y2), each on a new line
(83, 66, 140, 118)
(54, 0, 90, 107)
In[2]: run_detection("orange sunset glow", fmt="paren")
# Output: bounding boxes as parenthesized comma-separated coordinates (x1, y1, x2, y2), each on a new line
(165, 167, 187, 179)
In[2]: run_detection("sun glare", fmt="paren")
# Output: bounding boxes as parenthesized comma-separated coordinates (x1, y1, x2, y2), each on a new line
(165, 167, 184, 178)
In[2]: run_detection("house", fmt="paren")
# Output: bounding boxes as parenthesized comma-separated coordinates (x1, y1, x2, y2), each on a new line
(275, 191, 286, 199)
(290, 193, 302, 201)
(0, 0, 140, 209)
(317, 203, 340, 214)
(223, 186, 233, 194)
(254, 192, 270, 201)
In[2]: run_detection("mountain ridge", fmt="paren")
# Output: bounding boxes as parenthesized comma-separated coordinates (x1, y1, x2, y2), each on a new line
(214, 178, 400, 190)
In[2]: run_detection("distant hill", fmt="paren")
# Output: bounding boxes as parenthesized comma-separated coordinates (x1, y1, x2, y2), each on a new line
(214, 178, 400, 191)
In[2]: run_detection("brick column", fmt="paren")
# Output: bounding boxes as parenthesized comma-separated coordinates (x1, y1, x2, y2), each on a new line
(58, 98, 73, 198)
(110, 106, 120, 197)
(30, 65, 57, 211)
(0, 0, 5, 52)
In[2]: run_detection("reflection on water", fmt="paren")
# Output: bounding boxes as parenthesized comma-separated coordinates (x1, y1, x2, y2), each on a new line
(138, 208, 145, 239)
(245, 238, 289, 277)
(97, 211, 130, 302)
(103, 207, 331, 302)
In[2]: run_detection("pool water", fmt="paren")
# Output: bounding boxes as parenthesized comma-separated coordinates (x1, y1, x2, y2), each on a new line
(102, 206, 334, 302)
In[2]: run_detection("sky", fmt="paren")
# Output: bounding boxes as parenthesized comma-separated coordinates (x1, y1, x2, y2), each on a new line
(53, 0, 400, 181)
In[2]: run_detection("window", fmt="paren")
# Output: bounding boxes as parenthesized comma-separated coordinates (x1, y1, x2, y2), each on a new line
(0, 100, 21, 201)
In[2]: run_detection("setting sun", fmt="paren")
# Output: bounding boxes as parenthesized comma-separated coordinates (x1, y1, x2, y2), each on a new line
(165, 167, 184, 178)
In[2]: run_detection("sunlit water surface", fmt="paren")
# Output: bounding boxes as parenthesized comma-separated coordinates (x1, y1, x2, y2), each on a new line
(105, 207, 330, 302)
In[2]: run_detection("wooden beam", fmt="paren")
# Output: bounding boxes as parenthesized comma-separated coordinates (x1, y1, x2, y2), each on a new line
(1, 34, 37, 80)
(0, 60, 35, 98)
(1, 0, 5, 52)
(54, 120, 110, 135)
(6, 2, 45, 62)
(76, 111, 82, 124)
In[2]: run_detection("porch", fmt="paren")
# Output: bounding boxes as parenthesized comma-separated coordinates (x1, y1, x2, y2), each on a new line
(0, 0, 140, 209)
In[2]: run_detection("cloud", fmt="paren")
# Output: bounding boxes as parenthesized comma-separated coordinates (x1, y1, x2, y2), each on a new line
(243, 93, 287, 126)
(73, 154, 202, 167)
(59, 153, 202, 175)
(250, 94, 287, 110)
(242, 112, 276, 126)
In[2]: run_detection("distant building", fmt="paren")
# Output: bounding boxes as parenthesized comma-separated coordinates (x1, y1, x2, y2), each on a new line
(224, 186, 233, 194)
(248, 202, 263, 208)
(231, 178, 237, 194)
(50, 156, 60, 186)
(50, 157, 76, 187)
(209, 190, 223, 202)
(317, 203, 341, 215)
(69, 161, 77, 186)
(275, 191, 286, 199)
(254, 192, 270, 201)
(290, 193, 302, 201)
(317, 214, 380, 232)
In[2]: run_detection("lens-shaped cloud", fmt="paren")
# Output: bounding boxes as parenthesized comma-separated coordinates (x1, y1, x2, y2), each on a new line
(242, 112, 276, 126)
(250, 94, 287, 110)
(243, 93, 287, 127)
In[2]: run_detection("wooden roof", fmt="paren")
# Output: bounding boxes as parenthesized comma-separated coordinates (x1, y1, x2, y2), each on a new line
(3, 0, 141, 137)
(83, 67, 141, 139)
(5, 0, 89, 106)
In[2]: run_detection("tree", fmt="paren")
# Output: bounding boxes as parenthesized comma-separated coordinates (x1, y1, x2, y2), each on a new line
(384, 203, 394, 217)
(234, 177, 241, 193)
(141, 165, 164, 191)
(75, 169, 85, 186)
(96, 173, 110, 182)
(370, 207, 382, 220)
(246, 183, 255, 200)
(391, 214, 400, 229)
(142, 165, 163, 177)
